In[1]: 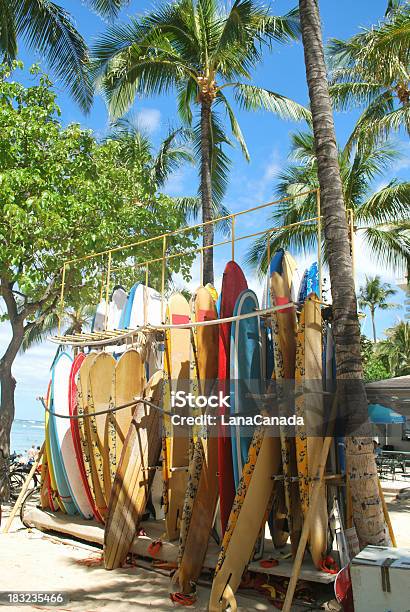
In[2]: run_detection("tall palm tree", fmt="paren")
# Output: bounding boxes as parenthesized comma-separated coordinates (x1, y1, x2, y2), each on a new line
(358, 276, 398, 342)
(0, 0, 130, 111)
(298, 0, 388, 547)
(377, 320, 410, 376)
(328, 2, 410, 151)
(91, 0, 310, 283)
(247, 128, 410, 274)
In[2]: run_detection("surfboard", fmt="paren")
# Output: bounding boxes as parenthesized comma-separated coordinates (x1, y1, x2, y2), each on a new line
(104, 370, 164, 570)
(209, 427, 282, 611)
(163, 293, 191, 541)
(69, 353, 99, 521)
(303, 293, 328, 568)
(49, 353, 78, 515)
(92, 299, 108, 332)
(129, 284, 163, 377)
(306, 262, 320, 296)
(112, 348, 145, 465)
(217, 261, 248, 534)
(230, 289, 262, 488)
(78, 352, 107, 520)
(88, 352, 116, 507)
(177, 286, 219, 593)
(53, 352, 93, 519)
(129, 284, 162, 328)
(118, 283, 139, 329)
(107, 286, 128, 330)
(270, 269, 302, 555)
(44, 381, 62, 512)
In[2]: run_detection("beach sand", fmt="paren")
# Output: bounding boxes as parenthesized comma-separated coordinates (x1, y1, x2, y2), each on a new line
(1, 479, 409, 611)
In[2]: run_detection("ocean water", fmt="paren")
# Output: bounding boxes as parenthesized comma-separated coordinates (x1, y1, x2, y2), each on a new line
(10, 419, 45, 455)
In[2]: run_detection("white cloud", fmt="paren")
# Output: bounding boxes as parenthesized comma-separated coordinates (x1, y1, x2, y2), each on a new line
(135, 108, 161, 133)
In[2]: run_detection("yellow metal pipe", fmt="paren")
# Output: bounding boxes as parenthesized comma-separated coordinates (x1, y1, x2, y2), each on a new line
(161, 236, 166, 323)
(63, 189, 319, 266)
(104, 251, 112, 330)
(231, 217, 235, 261)
(316, 189, 323, 299)
(58, 264, 66, 335)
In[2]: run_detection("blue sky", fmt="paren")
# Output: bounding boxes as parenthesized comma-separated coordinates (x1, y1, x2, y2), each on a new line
(0, 0, 408, 421)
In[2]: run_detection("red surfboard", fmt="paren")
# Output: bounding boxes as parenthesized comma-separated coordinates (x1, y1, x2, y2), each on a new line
(218, 261, 248, 534)
(69, 353, 102, 522)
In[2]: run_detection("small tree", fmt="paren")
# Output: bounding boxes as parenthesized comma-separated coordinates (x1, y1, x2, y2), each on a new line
(358, 275, 398, 342)
(0, 64, 195, 497)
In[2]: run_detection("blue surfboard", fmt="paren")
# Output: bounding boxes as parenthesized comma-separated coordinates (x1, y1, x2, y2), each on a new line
(119, 282, 139, 329)
(230, 289, 263, 488)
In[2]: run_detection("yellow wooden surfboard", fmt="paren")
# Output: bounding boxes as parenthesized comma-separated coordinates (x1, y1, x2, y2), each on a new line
(270, 271, 302, 556)
(163, 293, 191, 541)
(104, 370, 164, 570)
(177, 286, 219, 594)
(78, 352, 107, 520)
(88, 352, 116, 508)
(209, 427, 282, 611)
(112, 348, 145, 465)
(302, 293, 328, 568)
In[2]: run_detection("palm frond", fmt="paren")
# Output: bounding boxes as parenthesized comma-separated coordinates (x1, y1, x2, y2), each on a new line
(216, 90, 249, 160)
(360, 222, 410, 274)
(153, 127, 194, 187)
(85, 0, 130, 21)
(0, 0, 17, 61)
(14, 0, 92, 112)
(234, 83, 311, 122)
(358, 181, 410, 224)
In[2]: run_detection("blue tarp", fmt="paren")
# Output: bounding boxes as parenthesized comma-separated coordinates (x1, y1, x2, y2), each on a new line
(368, 403, 406, 424)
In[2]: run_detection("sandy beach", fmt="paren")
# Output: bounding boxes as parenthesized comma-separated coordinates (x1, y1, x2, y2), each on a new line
(1, 477, 409, 612)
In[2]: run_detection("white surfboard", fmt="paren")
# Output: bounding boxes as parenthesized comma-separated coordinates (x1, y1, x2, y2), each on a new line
(108, 286, 128, 330)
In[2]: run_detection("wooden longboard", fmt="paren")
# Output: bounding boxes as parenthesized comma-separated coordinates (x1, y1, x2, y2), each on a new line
(217, 262, 248, 534)
(88, 352, 116, 508)
(300, 293, 328, 568)
(163, 293, 191, 540)
(104, 371, 164, 570)
(209, 427, 282, 611)
(112, 349, 145, 465)
(77, 353, 107, 521)
(270, 269, 302, 556)
(69, 353, 98, 520)
(177, 286, 219, 593)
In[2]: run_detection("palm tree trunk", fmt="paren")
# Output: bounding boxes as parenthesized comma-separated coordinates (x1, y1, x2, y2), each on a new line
(371, 308, 377, 343)
(299, 0, 389, 547)
(200, 98, 214, 285)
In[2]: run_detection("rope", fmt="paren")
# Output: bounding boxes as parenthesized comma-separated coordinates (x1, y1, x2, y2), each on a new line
(49, 303, 295, 347)
(38, 396, 167, 419)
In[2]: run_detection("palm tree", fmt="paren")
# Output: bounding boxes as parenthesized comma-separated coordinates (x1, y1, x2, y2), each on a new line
(328, 2, 410, 151)
(247, 128, 410, 274)
(107, 117, 194, 189)
(0, 0, 130, 111)
(91, 0, 310, 283)
(298, 0, 388, 547)
(358, 275, 398, 342)
(21, 305, 95, 352)
(377, 320, 410, 377)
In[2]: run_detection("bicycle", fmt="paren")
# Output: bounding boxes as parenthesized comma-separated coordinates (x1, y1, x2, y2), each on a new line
(20, 484, 42, 528)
